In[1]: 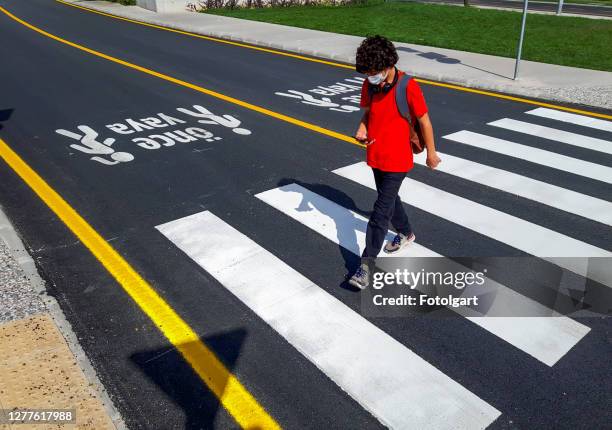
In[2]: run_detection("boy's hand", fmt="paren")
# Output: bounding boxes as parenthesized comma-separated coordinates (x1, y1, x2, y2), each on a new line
(355, 127, 368, 142)
(355, 125, 376, 145)
(426, 151, 441, 170)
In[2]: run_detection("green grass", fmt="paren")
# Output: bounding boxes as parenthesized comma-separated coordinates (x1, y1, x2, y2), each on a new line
(205, 1, 612, 71)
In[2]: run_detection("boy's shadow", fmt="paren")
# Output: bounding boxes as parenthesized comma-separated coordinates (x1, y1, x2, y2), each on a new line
(277, 178, 373, 291)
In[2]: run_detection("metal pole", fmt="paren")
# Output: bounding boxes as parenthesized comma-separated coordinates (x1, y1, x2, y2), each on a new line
(557, 0, 564, 15)
(513, 0, 529, 80)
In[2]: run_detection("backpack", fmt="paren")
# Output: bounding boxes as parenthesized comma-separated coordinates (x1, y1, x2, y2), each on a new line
(367, 73, 425, 154)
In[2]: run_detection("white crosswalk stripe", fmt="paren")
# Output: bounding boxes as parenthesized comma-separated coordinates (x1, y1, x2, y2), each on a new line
(157, 108, 607, 427)
(413, 151, 612, 225)
(526, 108, 612, 133)
(156, 210, 502, 430)
(333, 162, 612, 288)
(488, 118, 612, 155)
(443, 130, 612, 184)
(255, 183, 590, 366)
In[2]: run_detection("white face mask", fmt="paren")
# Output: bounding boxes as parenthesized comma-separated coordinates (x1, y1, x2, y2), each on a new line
(367, 70, 388, 85)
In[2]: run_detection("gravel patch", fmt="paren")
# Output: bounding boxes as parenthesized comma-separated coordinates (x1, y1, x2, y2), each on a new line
(0, 238, 46, 323)
(536, 86, 612, 111)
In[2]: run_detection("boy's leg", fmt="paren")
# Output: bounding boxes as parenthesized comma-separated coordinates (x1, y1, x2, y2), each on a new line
(383, 174, 416, 254)
(372, 168, 384, 195)
(390, 194, 413, 236)
(383, 194, 415, 254)
(362, 171, 406, 259)
(350, 170, 405, 289)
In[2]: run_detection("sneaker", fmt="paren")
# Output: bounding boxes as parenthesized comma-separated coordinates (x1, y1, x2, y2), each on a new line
(348, 263, 370, 290)
(384, 232, 416, 254)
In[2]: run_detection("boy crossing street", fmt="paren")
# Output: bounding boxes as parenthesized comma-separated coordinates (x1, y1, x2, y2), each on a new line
(349, 35, 441, 290)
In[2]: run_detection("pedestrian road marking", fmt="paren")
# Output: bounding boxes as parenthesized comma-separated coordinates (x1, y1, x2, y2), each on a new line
(488, 119, 612, 155)
(333, 162, 612, 288)
(156, 210, 502, 429)
(526, 108, 612, 133)
(444, 131, 612, 184)
(413, 151, 612, 226)
(256, 183, 590, 366)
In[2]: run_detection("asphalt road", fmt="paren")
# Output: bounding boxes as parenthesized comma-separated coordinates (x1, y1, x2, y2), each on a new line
(0, 0, 610, 429)
(416, 0, 612, 17)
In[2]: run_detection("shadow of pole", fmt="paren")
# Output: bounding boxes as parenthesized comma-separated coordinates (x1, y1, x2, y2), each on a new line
(396, 47, 513, 80)
(130, 328, 251, 429)
(0, 109, 14, 130)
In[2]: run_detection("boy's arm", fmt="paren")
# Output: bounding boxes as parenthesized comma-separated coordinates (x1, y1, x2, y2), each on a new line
(417, 113, 434, 152)
(359, 107, 369, 129)
(417, 113, 441, 169)
(355, 107, 371, 143)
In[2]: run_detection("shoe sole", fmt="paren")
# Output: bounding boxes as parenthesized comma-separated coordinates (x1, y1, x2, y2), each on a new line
(383, 234, 416, 254)
(348, 279, 367, 290)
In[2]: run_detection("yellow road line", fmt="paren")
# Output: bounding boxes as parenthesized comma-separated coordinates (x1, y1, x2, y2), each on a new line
(56, 0, 354, 70)
(56, 0, 612, 120)
(0, 140, 280, 429)
(0, 6, 361, 149)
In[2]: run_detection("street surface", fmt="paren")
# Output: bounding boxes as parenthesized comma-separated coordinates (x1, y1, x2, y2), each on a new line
(0, 0, 610, 428)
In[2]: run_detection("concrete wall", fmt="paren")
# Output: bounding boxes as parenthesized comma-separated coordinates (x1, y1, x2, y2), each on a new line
(136, 0, 191, 13)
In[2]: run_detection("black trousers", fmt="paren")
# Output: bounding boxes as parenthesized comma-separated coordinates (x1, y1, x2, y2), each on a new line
(362, 168, 413, 259)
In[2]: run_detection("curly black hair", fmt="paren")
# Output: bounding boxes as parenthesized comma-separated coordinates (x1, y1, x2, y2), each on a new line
(355, 35, 399, 74)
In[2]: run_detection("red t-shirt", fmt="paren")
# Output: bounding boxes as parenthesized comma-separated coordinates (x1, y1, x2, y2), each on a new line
(360, 72, 428, 172)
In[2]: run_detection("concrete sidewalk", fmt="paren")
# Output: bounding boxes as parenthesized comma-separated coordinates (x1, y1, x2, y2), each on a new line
(66, 0, 612, 110)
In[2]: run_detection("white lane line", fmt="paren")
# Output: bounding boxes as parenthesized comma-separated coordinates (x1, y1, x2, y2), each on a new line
(157, 210, 501, 430)
(333, 162, 612, 289)
(256, 184, 590, 366)
(443, 130, 612, 184)
(488, 118, 612, 155)
(413, 151, 612, 226)
(526, 108, 612, 133)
